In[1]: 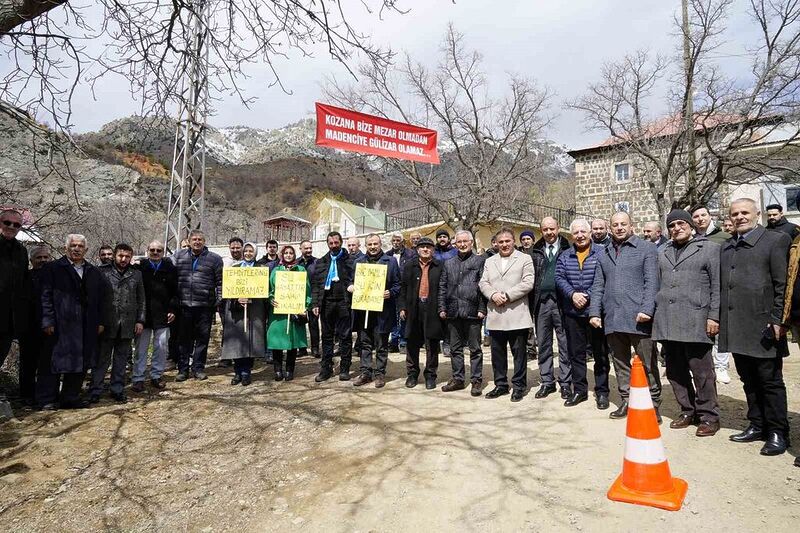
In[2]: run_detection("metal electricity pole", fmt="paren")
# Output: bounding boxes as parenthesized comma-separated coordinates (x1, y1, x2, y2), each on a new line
(165, 0, 210, 253)
(682, 0, 698, 199)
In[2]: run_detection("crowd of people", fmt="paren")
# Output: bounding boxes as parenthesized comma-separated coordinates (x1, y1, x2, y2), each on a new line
(0, 199, 798, 467)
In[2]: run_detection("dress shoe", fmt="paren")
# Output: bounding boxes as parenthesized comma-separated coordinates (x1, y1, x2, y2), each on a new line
(729, 425, 764, 443)
(339, 370, 351, 381)
(794, 456, 800, 468)
(353, 373, 372, 387)
(655, 407, 662, 425)
(111, 392, 127, 404)
(284, 372, 294, 382)
(485, 386, 510, 399)
(560, 387, 572, 400)
(510, 389, 525, 402)
(175, 372, 188, 382)
(274, 371, 284, 382)
(60, 399, 90, 409)
(193, 371, 208, 381)
(441, 379, 466, 392)
(241, 374, 252, 386)
(609, 400, 628, 419)
(151, 378, 166, 390)
(470, 382, 482, 397)
(131, 381, 145, 393)
(40, 403, 58, 411)
(231, 375, 242, 386)
(374, 375, 385, 388)
(596, 394, 610, 410)
(564, 392, 588, 407)
(760, 432, 788, 456)
(405, 376, 418, 388)
(425, 377, 437, 390)
(315, 369, 333, 383)
(88, 394, 101, 404)
(534, 384, 557, 399)
(670, 413, 696, 429)
(388, 344, 400, 353)
(695, 420, 720, 437)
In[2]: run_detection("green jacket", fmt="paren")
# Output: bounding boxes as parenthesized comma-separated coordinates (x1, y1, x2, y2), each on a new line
(266, 264, 311, 350)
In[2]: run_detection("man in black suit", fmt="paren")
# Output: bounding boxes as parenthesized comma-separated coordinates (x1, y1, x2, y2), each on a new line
(766, 203, 800, 239)
(720, 198, 792, 456)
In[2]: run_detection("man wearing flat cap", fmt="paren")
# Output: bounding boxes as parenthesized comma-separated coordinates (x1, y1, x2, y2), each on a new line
(652, 210, 721, 437)
(399, 237, 446, 389)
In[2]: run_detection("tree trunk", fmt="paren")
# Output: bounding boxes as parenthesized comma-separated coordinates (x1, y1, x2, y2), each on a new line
(0, 0, 68, 35)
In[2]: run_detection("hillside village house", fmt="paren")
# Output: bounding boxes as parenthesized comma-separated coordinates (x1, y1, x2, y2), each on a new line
(311, 197, 386, 240)
(568, 118, 800, 225)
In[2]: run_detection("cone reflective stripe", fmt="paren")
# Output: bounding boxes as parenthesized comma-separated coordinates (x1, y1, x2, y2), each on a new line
(607, 355, 688, 511)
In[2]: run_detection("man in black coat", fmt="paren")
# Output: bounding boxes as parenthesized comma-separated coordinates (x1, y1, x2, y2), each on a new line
(0, 209, 31, 414)
(311, 231, 355, 382)
(133, 240, 178, 391)
(766, 203, 800, 239)
(438, 230, 486, 396)
(531, 216, 571, 399)
(16, 246, 52, 405)
(173, 230, 223, 381)
(37, 234, 108, 409)
(721, 198, 792, 456)
(298, 239, 320, 358)
(400, 237, 445, 389)
(90, 243, 145, 403)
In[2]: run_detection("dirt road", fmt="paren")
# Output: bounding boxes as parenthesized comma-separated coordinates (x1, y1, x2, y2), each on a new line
(1, 347, 799, 532)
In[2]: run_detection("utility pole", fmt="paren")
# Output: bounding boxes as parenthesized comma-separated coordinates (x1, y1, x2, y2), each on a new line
(165, 0, 210, 253)
(682, 0, 698, 203)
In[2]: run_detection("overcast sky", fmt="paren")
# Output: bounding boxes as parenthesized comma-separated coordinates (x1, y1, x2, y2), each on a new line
(57, 0, 758, 149)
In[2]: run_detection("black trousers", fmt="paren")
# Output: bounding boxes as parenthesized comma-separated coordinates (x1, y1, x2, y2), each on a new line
(405, 300, 439, 379)
(665, 341, 719, 423)
(307, 310, 320, 354)
(320, 300, 352, 371)
(447, 318, 483, 383)
(35, 337, 85, 406)
(490, 328, 528, 391)
(359, 323, 389, 377)
(607, 332, 662, 405)
(733, 353, 789, 437)
(1, 333, 38, 401)
(178, 306, 214, 373)
(273, 350, 297, 374)
(168, 309, 181, 363)
(233, 357, 254, 376)
(563, 314, 609, 396)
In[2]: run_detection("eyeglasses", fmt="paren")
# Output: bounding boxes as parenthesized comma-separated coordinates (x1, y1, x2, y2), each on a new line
(2, 220, 22, 229)
(149, 248, 164, 253)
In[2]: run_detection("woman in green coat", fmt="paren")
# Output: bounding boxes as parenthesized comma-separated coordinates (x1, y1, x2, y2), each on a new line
(267, 245, 311, 381)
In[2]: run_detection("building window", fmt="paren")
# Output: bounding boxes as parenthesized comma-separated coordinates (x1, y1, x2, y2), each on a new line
(614, 163, 630, 182)
(614, 201, 630, 213)
(786, 187, 800, 213)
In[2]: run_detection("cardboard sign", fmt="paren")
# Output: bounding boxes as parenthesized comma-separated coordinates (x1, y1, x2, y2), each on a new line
(351, 263, 387, 312)
(315, 102, 440, 164)
(273, 270, 308, 315)
(222, 267, 269, 299)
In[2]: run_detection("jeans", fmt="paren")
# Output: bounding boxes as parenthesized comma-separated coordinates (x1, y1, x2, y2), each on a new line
(234, 357, 254, 377)
(490, 328, 528, 391)
(133, 327, 169, 382)
(390, 308, 407, 348)
(360, 324, 390, 377)
(92, 332, 132, 395)
(712, 342, 730, 371)
(447, 318, 483, 383)
(178, 306, 214, 373)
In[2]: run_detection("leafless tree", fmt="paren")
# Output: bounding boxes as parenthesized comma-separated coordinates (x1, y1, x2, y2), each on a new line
(570, 0, 800, 219)
(324, 23, 553, 231)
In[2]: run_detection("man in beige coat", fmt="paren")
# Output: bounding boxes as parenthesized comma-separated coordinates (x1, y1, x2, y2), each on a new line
(479, 228, 535, 401)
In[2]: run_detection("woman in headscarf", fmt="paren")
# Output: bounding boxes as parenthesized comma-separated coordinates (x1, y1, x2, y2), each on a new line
(267, 245, 312, 381)
(221, 242, 267, 385)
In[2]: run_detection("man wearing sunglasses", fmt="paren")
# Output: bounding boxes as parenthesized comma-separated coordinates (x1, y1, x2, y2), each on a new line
(0, 209, 29, 417)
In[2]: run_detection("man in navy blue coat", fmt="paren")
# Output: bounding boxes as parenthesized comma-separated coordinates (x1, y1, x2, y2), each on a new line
(350, 234, 401, 388)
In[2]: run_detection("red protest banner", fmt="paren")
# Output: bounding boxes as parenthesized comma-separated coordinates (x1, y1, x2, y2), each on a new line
(315, 102, 440, 164)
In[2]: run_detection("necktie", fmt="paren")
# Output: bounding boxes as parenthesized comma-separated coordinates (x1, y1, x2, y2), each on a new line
(548, 245, 554, 261)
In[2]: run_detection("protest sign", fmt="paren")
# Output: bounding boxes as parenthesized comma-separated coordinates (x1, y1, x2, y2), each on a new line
(351, 262, 387, 313)
(273, 270, 308, 315)
(222, 267, 269, 299)
(315, 102, 440, 164)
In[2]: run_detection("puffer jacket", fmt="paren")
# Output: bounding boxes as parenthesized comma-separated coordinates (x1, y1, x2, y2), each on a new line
(438, 251, 487, 319)
(555, 243, 603, 318)
(98, 264, 146, 338)
(173, 247, 223, 308)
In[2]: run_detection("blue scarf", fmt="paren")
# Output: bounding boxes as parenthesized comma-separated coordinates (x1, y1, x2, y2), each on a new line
(324, 249, 344, 290)
(240, 260, 255, 267)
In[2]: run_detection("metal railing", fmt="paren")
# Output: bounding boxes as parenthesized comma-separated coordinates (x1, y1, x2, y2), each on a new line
(385, 198, 592, 231)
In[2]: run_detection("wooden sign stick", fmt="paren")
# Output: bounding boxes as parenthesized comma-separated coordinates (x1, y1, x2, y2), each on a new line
(244, 302, 248, 334)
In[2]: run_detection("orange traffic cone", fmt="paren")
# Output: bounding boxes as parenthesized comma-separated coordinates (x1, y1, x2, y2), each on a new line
(607, 355, 688, 511)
